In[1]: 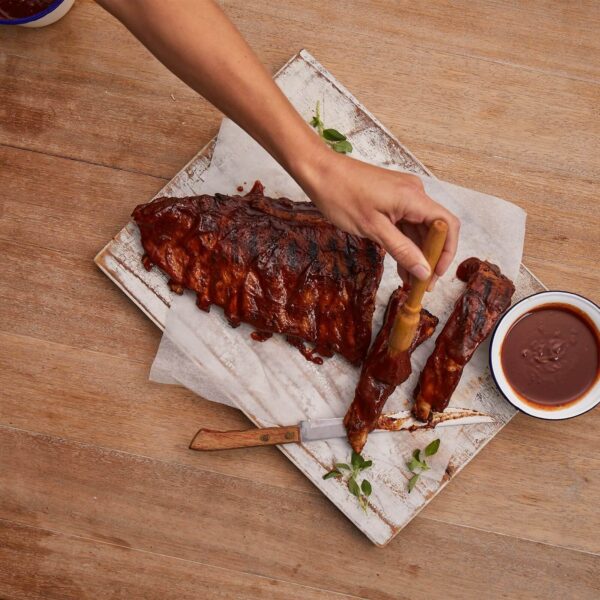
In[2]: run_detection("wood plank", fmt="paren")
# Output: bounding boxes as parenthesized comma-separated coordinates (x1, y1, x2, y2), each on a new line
(0, 520, 357, 600)
(2, 7, 599, 180)
(0, 51, 220, 179)
(227, 0, 600, 83)
(0, 237, 159, 362)
(2, 330, 599, 554)
(3, 1, 598, 87)
(1, 426, 598, 600)
(0, 330, 310, 493)
(0, 145, 166, 259)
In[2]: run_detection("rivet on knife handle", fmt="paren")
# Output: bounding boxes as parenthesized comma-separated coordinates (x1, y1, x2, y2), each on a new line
(189, 425, 301, 451)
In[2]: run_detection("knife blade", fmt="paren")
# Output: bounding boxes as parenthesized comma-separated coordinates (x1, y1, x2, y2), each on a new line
(190, 408, 493, 451)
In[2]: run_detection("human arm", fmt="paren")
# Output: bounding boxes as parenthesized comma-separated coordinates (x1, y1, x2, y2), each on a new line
(95, 0, 460, 282)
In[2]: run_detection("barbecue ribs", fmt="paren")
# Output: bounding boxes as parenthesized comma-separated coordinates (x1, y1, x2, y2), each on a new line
(413, 257, 515, 421)
(344, 287, 439, 452)
(132, 182, 385, 365)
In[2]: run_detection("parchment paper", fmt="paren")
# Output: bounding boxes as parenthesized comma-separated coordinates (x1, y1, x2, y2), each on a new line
(149, 116, 525, 496)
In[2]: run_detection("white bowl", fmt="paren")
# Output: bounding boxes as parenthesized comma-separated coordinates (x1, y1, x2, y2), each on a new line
(490, 291, 600, 420)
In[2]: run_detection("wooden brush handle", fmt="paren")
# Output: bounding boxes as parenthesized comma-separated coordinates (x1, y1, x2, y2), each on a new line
(189, 426, 300, 451)
(389, 219, 448, 353)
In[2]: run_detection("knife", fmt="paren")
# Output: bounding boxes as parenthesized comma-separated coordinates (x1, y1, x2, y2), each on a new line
(189, 408, 493, 451)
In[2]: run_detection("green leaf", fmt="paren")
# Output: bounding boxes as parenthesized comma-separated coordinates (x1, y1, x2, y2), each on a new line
(407, 457, 423, 473)
(322, 469, 341, 480)
(408, 474, 420, 493)
(335, 463, 351, 471)
(361, 479, 372, 496)
(310, 116, 321, 128)
(332, 140, 353, 154)
(348, 477, 361, 497)
(360, 459, 373, 470)
(424, 438, 441, 457)
(351, 451, 363, 469)
(413, 448, 421, 461)
(322, 128, 346, 141)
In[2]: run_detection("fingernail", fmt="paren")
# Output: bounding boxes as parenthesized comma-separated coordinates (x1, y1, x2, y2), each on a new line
(412, 264, 431, 281)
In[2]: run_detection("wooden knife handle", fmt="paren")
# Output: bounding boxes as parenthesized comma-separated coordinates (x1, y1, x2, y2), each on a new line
(189, 425, 301, 451)
(389, 219, 448, 353)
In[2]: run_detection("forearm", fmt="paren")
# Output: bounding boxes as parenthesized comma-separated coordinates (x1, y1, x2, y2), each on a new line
(96, 0, 325, 183)
(96, 0, 460, 281)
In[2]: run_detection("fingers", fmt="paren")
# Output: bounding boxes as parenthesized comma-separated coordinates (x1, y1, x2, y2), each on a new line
(427, 273, 438, 292)
(408, 194, 460, 278)
(432, 211, 460, 277)
(371, 214, 431, 281)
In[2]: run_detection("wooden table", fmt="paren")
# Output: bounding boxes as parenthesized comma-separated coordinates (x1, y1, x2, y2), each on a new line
(1, 1, 599, 598)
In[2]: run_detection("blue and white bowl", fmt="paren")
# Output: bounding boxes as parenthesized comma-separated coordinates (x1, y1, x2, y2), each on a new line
(0, 0, 74, 28)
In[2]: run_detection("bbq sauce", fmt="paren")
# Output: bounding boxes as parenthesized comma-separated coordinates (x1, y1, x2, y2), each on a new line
(501, 303, 599, 409)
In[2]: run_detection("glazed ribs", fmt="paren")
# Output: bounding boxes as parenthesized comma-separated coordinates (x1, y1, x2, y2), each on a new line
(413, 257, 516, 421)
(132, 183, 385, 365)
(344, 287, 439, 453)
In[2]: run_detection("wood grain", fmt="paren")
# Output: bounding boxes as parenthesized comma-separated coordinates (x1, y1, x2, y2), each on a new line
(2, 2, 599, 180)
(2, 329, 598, 554)
(0, 521, 354, 600)
(1, 426, 598, 600)
(190, 425, 301, 451)
(1, 0, 599, 595)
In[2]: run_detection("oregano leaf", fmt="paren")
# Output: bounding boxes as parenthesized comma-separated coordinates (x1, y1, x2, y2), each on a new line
(332, 140, 353, 153)
(351, 451, 363, 469)
(348, 477, 361, 497)
(322, 128, 346, 141)
(425, 438, 441, 457)
(408, 474, 420, 493)
(361, 479, 372, 496)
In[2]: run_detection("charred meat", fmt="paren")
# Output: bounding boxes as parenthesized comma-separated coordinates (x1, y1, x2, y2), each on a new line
(413, 257, 515, 421)
(344, 287, 439, 452)
(132, 183, 385, 364)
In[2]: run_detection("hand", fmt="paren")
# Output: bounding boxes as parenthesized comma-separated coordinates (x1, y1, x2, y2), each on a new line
(297, 149, 460, 286)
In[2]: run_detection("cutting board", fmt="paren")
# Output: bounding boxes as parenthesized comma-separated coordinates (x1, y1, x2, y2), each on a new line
(95, 49, 545, 546)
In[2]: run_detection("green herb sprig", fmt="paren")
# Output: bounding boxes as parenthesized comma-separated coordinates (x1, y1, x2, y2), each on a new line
(310, 101, 353, 154)
(323, 451, 372, 511)
(407, 438, 441, 493)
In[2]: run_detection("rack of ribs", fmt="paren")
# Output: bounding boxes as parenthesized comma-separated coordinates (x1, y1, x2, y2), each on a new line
(344, 287, 439, 453)
(132, 182, 385, 365)
(413, 257, 515, 421)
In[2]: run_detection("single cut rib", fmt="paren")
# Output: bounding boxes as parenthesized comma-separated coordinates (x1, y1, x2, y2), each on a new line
(344, 287, 439, 452)
(132, 182, 385, 365)
(413, 257, 515, 421)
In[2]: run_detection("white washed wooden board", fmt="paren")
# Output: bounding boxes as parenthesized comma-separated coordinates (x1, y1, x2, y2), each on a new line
(95, 49, 545, 546)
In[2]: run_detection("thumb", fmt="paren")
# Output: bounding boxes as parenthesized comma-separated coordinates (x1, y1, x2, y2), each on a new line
(371, 214, 431, 281)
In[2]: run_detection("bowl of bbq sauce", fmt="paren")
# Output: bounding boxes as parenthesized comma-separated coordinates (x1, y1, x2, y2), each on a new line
(490, 291, 600, 419)
(0, 0, 74, 28)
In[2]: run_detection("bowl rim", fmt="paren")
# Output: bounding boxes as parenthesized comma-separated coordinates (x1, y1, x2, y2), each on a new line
(489, 290, 600, 421)
(0, 0, 65, 25)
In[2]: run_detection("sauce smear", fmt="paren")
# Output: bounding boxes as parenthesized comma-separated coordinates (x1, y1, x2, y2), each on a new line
(501, 303, 599, 408)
